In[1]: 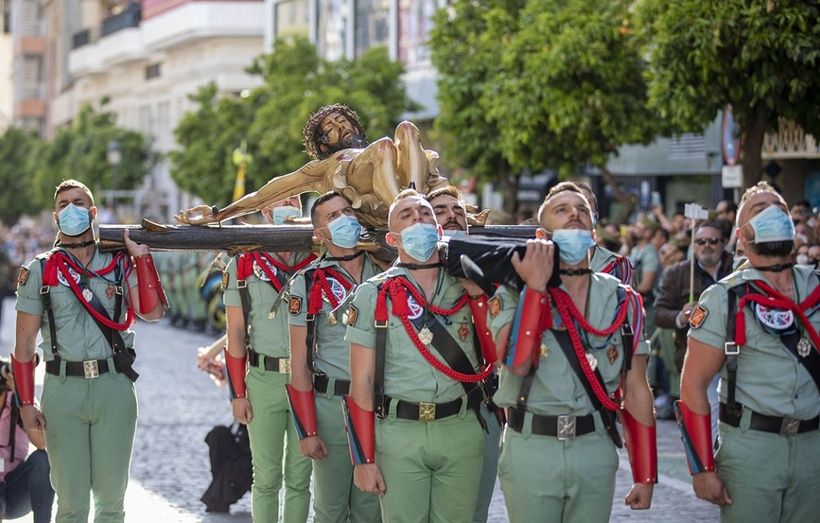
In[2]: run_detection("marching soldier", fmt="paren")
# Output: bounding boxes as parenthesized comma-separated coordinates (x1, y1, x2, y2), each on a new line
(426, 185, 503, 523)
(344, 190, 497, 522)
(489, 182, 656, 522)
(13, 180, 167, 522)
(222, 196, 315, 522)
(286, 192, 384, 523)
(679, 182, 819, 522)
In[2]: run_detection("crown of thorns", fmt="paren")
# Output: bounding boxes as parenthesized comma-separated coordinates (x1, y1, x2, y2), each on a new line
(302, 104, 366, 160)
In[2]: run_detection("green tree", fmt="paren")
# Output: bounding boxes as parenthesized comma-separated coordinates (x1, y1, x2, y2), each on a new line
(30, 105, 153, 209)
(171, 38, 414, 206)
(640, 0, 820, 185)
(431, 0, 659, 218)
(0, 127, 41, 224)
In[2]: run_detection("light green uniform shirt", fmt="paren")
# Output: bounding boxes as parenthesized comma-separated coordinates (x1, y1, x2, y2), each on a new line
(629, 244, 660, 292)
(223, 252, 312, 358)
(15, 248, 137, 362)
(345, 266, 480, 404)
(489, 273, 649, 416)
(688, 266, 820, 420)
(288, 255, 382, 381)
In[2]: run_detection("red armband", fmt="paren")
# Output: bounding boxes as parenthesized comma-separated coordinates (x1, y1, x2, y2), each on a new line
(285, 385, 319, 439)
(224, 349, 247, 399)
(342, 395, 375, 465)
(504, 286, 548, 372)
(674, 400, 715, 475)
(134, 254, 168, 314)
(11, 354, 36, 406)
(621, 408, 658, 484)
(469, 294, 497, 364)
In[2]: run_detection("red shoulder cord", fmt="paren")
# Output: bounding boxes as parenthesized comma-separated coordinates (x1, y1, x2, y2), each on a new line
(375, 276, 493, 383)
(548, 286, 641, 411)
(735, 280, 820, 352)
(237, 252, 317, 292)
(42, 251, 134, 331)
(308, 266, 354, 315)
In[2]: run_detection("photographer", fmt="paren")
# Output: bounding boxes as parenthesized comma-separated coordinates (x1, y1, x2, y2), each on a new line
(0, 357, 53, 523)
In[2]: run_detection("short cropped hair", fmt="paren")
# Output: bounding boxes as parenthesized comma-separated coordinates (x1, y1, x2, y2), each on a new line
(537, 181, 592, 225)
(310, 191, 347, 226)
(736, 181, 786, 229)
(54, 179, 95, 206)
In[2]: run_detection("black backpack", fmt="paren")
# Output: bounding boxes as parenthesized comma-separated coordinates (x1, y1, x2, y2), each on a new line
(200, 422, 252, 512)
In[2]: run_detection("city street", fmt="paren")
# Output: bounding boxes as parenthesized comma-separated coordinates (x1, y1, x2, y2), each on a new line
(1, 297, 719, 522)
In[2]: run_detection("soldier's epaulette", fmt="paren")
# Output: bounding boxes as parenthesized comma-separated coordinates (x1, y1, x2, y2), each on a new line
(719, 272, 742, 287)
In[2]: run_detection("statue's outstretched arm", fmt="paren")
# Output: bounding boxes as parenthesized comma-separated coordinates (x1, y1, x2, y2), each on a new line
(176, 160, 328, 224)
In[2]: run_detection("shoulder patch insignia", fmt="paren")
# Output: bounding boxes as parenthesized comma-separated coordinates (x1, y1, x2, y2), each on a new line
(488, 295, 502, 319)
(288, 296, 303, 316)
(689, 305, 708, 329)
(17, 266, 29, 288)
(347, 305, 359, 327)
(221, 271, 229, 290)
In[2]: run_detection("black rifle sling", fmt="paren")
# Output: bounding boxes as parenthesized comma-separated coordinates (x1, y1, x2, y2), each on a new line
(552, 329, 622, 447)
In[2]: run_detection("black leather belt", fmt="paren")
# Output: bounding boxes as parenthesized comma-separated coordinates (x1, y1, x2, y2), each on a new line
(247, 348, 290, 373)
(45, 358, 114, 379)
(313, 374, 350, 396)
(720, 402, 819, 436)
(389, 389, 482, 422)
(508, 406, 596, 439)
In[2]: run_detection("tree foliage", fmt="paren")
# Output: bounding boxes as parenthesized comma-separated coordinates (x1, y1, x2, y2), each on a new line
(639, 0, 820, 184)
(0, 127, 41, 224)
(170, 38, 414, 206)
(29, 105, 153, 210)
(431, 0, 659, 214)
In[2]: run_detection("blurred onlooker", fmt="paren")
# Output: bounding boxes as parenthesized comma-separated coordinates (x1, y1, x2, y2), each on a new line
(629, 215, 661, 332)
(715, 199, 737, 224)
(659, 240, 686, 270)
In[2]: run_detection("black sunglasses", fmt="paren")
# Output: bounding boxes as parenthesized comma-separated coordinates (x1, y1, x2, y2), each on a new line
(694, 238, 723, 245)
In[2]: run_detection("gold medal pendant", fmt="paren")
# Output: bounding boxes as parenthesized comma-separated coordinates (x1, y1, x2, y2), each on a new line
(327, 312, 338, 326)
(586, 352, 598, 372)
(607, 346, 618, 365)
(797, 337, 811, 358)
(458, 322, 470, 342)
(418, 326, 434, 345)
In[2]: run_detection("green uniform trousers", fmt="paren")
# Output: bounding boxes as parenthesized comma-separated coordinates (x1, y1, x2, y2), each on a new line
(473, 404, 501, 523)
(246, 367, 312, 523)
(498, 415, 618, 523)
(717, 419, 820, 523)
(376, 405, 485, 523)
(314, 390, 381, 523)
(41, 369, 138, 523)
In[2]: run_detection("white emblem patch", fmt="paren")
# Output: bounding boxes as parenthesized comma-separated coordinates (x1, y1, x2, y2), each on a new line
(252, 259, 277, 282)
(754, 303, 794, 331)
(57, 266, 82, 288)
(407, 294, 423, 320)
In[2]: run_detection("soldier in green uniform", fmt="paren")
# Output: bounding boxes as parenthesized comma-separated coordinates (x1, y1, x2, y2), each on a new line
(679, 182, 819, 522)
(489, 183, 656, 523)
(286, 192, 384, 523)
(222, 196, 315, 523)
(426, 185, 503, 523)
(13, 179, 167, 523)
(345, 190, 497, 523)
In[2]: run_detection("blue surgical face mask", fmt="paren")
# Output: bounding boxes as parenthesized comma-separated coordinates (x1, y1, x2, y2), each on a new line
(57, 203, 92, 237)
(748, 206, 794, 243)
(400, 223, 440, 262)
(327, 214, 361, 248)
(272, 205, 301, 225)
(551, 229, 596, 265)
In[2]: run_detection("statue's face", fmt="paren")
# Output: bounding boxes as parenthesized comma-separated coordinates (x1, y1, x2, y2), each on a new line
(429, 194, 466, 231)
(319, 112, 357, 149)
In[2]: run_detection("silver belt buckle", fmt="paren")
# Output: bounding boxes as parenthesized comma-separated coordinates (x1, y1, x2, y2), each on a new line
(278, 358, 291, 373)
(83, 360, 100, 379)
(724, 342, 740, 356)
(780, 417, 800, 437)
(557, 415, 576, 440)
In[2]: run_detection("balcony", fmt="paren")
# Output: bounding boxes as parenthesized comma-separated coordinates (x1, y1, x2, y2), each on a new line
(101, 2, 142, 38)
(72, 28, 92, 50)
(762, 119, 820, 160)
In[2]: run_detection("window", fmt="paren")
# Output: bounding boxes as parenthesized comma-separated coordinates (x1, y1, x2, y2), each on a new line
(275, 0, 310, 39)
(317, 0, 350, 61)
(354, 0, 390, 57)
(145, 63, 161, 80)
(398, 0, 438, 67)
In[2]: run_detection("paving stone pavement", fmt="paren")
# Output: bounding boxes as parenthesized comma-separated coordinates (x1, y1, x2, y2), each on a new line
(1, 298, 719, 522)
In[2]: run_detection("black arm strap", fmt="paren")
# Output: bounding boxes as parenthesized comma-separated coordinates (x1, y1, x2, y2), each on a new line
(237, 280, 251, 349)
(303, 269, 319, 375)
(552, 329, 623, 448)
